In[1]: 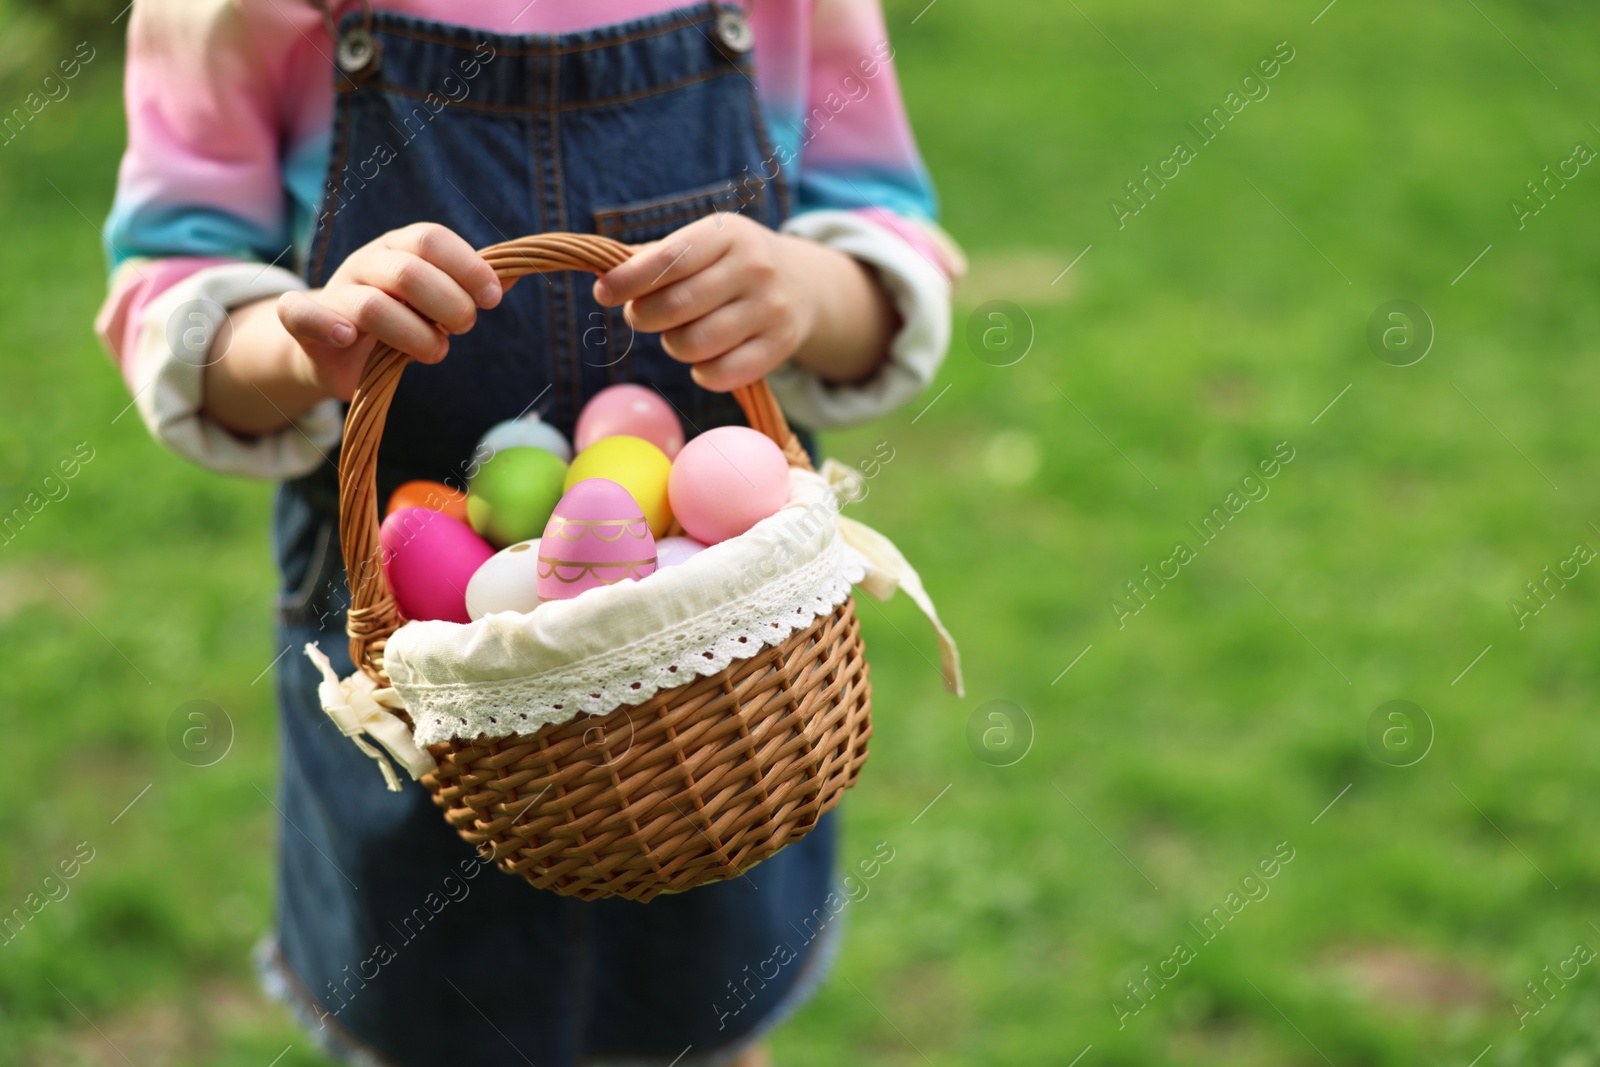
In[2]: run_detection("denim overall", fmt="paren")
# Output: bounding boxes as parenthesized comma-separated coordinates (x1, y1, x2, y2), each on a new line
(264, 8, 840, 1065)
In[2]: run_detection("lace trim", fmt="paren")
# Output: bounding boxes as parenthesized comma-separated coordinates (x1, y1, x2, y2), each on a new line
(402, 537, 865, 746)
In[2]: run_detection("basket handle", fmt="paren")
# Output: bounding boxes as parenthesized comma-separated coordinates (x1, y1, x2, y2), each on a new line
(338, 232, 810, 682)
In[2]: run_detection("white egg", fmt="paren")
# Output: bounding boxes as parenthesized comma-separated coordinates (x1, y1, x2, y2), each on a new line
(477, 417, 574, 464)
(464, 538, 543, 620)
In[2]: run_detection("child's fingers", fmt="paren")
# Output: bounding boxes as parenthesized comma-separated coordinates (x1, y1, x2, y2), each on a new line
(595, 218, 732, 305)
(688, 336, 780, 393)
(351, 250, 479, 335)
(388, 222, 503, 308)
(624, 258, 743, 333)
(660, 300, 764, 365)
(278, 290, 357, 348)
(325, 285, 450, 363)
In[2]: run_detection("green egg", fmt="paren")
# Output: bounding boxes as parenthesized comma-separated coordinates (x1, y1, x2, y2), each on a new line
(467, 446, 569, 548)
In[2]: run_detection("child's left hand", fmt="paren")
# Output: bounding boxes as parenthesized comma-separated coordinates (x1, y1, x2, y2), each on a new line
(593, 214, 816, 392)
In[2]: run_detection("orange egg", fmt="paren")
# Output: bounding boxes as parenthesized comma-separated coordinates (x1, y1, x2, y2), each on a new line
(386, 480, 470, 525)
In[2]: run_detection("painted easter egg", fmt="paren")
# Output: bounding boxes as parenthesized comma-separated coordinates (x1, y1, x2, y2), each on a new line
(476, 415, 573, 464)
(655, 535, 709, 568)
(467, 446, 569, 548)
(564, 435, 673, 536)
(574, 383, 685, 458)
(386, 480, 471, 525)
(667, 426, 790, 544)
(380, 507, 495, 624)
(464, 539, 542, 620)
(537, 479, 657, 601)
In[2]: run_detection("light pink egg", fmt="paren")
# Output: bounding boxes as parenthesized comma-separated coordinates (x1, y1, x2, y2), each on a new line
(574, 383, 685, 458)
(380, 507, 496, 623)
(667, 426, 790, 544)
(537, 478, 658, 601)
(655, 535, 710, 568)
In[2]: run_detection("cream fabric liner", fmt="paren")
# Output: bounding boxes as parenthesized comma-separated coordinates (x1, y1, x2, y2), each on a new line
(306, 462, 961, 791)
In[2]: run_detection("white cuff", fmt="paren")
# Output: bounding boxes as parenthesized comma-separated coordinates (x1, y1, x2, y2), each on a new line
(130, 264, 343, 480)
(770, 210, 952, 430)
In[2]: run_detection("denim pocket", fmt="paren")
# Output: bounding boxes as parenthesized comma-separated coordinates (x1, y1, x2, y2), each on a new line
(593, 175, 771, 245)
(590, 176, 771, 383)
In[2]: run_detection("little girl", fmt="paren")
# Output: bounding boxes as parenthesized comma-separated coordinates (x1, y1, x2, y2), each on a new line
(98, 2, 960, 1064)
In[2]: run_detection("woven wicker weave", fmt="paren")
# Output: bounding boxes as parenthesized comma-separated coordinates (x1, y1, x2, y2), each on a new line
(337, 232, 871, 901)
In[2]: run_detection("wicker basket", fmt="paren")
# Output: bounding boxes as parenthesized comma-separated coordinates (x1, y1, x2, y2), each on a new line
(337, 232, 872, 902)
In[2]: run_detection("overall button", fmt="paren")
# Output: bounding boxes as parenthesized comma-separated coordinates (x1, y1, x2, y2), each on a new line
(317, 0, 381, 76)
(715, 7, 754, 56)
(337, 28, 381, 75)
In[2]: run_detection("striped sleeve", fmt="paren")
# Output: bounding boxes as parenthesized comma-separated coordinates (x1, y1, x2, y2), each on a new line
(765, 0, 964, 428)
(94, 0, 338, 478)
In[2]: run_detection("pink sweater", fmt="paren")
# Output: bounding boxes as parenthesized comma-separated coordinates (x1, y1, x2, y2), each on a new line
(97, 0, 959, 475)
(99, 0, 953, 373)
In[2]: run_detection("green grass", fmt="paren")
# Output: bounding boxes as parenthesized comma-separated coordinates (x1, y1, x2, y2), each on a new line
(4, 1, 1600, 1063)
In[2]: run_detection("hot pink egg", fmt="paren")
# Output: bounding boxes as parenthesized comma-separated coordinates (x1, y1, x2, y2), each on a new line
(667, 427, 790, 544)
(380, 507, 496, 623)
(574, 383, 685, 458)
(537, 478, 658, 601)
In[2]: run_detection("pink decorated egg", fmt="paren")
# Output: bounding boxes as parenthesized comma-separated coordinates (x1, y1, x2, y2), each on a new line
(537, 478, 658, 601)
(667, 426, 790, 544)
(564, 435, 673, 536)
(380, 507, 496, 623)
(574, 383, 685, 458)
(655, 535, 709, 567)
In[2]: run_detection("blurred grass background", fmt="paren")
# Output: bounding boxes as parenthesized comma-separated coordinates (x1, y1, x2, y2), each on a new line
(3, 0, 1600, 1064)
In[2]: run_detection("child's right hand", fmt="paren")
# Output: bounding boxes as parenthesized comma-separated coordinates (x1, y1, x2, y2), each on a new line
(276, 222, 504, 401)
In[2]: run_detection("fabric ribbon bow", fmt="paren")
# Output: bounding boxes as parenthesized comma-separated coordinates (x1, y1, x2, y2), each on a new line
(304, 642, 437, 792)
(819, 459, 964, 696)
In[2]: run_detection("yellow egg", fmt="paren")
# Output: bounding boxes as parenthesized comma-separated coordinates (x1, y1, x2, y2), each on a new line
(563, 434, 674, 536)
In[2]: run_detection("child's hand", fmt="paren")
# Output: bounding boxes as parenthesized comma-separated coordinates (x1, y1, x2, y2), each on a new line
(592, 214, 818, 392)
(276, 222, 504, 401)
